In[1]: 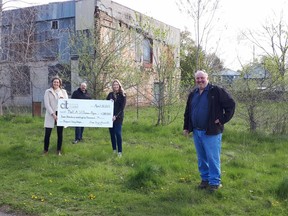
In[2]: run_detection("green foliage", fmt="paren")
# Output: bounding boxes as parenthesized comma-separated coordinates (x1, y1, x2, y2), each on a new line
(180, 31, 203, 86)
(134, 17, 182, 126)
(180, 30, 223, 89)
(68, 23, 142, 99)
(0, 107, 288, 216)
(230, 63, 288, 134)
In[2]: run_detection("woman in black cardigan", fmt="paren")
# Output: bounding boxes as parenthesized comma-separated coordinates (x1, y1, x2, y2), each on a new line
(106, 79, 126, 157)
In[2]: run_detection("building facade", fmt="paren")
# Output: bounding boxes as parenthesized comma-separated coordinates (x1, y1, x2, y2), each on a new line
(0, 0, 180, 111)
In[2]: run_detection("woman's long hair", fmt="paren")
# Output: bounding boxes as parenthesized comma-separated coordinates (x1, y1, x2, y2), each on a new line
(112, 79, 125, 96)
(51, 76, 63, 89)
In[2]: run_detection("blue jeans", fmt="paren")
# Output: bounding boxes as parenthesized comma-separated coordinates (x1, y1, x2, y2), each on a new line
(109, 123, 122, 153)
(75, 127, 84, 140)
(192, 129, 222, 186)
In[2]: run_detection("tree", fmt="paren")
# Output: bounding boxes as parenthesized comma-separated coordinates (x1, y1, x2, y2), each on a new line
(177, 0, 220, 70)
(231, 62, 288, 134)
(0, 5, 38, 115)
(205, 52, 224, 72)
(0, 3, 66, 115)
(180, 30, 204, 87)
(235, 14, 288, 134)
(69, 12, 142, 99)
(153, 40, 181, 125)
(132, 18, 181, 126)
(241, 15, 288, 91)
(69, 9, 182, 126)
(180, 30, 223, 89)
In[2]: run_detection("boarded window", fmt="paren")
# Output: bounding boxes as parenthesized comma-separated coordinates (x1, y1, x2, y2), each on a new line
(11, 66, 30, 96)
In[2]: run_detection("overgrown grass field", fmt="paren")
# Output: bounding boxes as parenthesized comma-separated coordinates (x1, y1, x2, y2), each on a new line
(0, 106, 287, 216)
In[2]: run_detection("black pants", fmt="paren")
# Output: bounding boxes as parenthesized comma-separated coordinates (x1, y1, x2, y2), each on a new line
(44, 126, 64, 151)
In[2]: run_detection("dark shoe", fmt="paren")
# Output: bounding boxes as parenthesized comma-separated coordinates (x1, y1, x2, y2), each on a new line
(209, 184, 223, 192)
(198, 180, 209, 189)
(72, 139, 80, 144)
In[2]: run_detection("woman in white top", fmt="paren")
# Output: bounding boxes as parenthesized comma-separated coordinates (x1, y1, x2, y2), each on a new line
(43, 76, 68, 156)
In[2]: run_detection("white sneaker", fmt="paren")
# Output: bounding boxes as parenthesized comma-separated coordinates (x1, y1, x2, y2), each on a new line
(113, 150, 117, 154)
(118, 152, 122, 157)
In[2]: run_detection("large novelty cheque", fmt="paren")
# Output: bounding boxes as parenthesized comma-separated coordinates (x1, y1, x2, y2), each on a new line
(57, 99, 113, 128)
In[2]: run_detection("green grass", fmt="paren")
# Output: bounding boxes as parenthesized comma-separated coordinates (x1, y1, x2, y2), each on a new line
(0, 107, 288, 216)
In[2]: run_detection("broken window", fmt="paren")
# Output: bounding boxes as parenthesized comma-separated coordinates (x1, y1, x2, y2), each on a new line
(51, 20, 59, 29)
(143, 38, 153, 65)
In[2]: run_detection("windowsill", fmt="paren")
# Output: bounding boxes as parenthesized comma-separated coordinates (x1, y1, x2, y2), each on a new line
(143, 62, 152, 68)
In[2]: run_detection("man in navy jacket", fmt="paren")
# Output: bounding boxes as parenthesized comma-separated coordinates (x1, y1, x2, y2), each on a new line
(183, 70, 235, 191)
(71, 82, 92, 144)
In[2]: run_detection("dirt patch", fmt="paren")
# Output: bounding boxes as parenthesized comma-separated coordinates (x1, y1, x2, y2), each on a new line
(0, 205, 34, 216)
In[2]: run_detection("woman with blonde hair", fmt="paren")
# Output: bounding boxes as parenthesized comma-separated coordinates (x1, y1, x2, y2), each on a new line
(43, 76, 68, 156)
(106, 79, 126, 157)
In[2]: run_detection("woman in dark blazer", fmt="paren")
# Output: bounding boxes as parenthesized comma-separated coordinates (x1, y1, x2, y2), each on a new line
(106, 79, 126, 157)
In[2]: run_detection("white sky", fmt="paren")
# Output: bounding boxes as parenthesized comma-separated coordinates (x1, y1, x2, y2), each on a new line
(3, 0, 288, 71)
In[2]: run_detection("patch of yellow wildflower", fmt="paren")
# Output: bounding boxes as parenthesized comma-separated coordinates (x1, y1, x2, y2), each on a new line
(31, 194, 45, 202)
(31, 195, 38, 199)
(272, 200, 280, 207)
(88, 194, 96, 200)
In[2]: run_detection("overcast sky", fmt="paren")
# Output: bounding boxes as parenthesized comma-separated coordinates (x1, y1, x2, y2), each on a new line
(112, 0, 288, 71)
(3, 0, 288, 70)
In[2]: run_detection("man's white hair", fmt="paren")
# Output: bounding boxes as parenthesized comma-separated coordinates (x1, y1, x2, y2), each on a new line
(195, 70, 208, 78)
